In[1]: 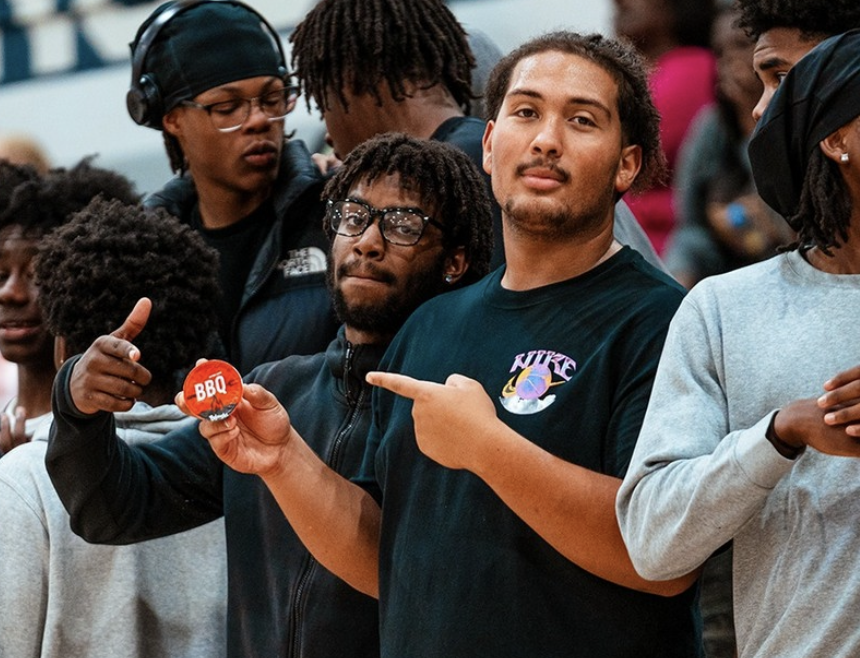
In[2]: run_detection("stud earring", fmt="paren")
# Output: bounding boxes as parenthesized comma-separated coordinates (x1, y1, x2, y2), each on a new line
(444, 274, 453, 284)
(841, 152, 850, 163)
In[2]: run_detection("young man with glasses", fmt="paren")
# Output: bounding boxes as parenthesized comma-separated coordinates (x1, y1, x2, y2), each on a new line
(130, 0, 337, 374)
(46, 133, 493, 658)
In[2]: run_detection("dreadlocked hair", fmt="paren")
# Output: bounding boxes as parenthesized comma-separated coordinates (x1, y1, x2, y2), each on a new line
(735, 0, 860, 41)
(0, 156, 139, 239)
(484, 31, 667, 193)
(323, 132, 492, 286)
(291, 0, 475, 114)
(785, 148, 851, 255)
(35, 198, 220, 386)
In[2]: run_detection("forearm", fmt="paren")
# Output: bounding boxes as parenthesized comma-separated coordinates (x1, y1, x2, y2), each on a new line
(618, 414, 793, 579)
(47, 358, 221, 542)
(470, 421, 698, 595)
(47, 358, 128, 541)
(262, 429, 381, 598)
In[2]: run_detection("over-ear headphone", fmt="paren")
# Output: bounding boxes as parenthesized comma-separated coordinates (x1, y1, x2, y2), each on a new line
(126, 0, 288, 129)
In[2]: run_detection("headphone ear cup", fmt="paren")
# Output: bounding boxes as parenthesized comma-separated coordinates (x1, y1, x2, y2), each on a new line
(125, 1, 287, 130)
(127, 73, 164, 129)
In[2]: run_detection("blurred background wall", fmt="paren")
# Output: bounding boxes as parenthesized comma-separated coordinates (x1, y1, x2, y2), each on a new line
(0, 0, 611, 193)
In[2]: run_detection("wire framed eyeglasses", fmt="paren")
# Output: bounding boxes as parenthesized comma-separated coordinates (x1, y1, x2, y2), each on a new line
(180, 86, 299, 133)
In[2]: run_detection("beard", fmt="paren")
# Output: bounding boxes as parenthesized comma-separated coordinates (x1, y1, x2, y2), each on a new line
(502, 159, 618, 241)
(327, 252, 449, 337)
(502, 199, 606, 241)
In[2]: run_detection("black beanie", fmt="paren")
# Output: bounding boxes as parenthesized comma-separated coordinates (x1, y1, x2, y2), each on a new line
(134, 1, 285, 114)
(749, 29, 860, 219)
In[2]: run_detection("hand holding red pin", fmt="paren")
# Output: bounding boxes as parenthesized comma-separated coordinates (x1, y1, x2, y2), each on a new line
(182, 359, 243, 421)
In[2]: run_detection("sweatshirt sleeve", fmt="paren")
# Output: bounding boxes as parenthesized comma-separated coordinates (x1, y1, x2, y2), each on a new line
(45, 357, 224, 544)
(616, 291, 796, 580)
(0, 462, 47, 658)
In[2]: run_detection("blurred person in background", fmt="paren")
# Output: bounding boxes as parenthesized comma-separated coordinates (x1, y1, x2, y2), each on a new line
(664, 6, 795, 290)
(0, 135, 50, 412)
(0, 161, 39, 425)
(614, 0, 717, 254)
(736, 0, 860, 123)
(0, 158, 138, 456)
(0, 133, 50, 174)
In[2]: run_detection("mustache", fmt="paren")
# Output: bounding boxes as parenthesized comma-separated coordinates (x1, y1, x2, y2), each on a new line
(337, 260, 396, 284)
(515, 158, 570, 182)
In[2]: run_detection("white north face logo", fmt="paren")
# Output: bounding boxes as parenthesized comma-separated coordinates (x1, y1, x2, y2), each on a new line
(277, 247, 327, 276)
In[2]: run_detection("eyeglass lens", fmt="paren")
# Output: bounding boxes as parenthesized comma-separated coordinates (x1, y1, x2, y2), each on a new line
(330, 202, 428, 245)
(208, 88, 297, 131)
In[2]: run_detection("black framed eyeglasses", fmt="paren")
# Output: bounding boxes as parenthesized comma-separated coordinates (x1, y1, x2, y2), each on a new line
(180, 86, 299, 133)
(327, 199, 445, 246)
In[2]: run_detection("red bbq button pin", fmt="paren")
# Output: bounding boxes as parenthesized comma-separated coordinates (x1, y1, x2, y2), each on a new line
(182, 359, 243, 421)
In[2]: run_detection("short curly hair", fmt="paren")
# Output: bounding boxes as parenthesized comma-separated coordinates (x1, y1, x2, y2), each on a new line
(483, 31, 666, 194)
(735, 0, 860, 41)
(35, 198, 221, 385)
(0, 160, 40, 213)
(322, 132, 493, 286)
(290, 0, 475, 114)
(0, 156, 139, 239)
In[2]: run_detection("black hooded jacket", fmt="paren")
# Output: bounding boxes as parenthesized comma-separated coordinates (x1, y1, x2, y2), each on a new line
(145, 139, 338, 373)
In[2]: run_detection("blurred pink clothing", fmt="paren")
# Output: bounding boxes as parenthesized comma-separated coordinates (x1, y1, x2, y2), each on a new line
(626, 46, 716, 255)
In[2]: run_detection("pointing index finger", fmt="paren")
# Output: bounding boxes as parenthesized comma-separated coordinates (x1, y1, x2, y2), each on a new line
(366, 371, 439, 400)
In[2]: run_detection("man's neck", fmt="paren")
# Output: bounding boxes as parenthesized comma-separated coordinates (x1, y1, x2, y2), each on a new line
(806, 245, 860, 275)
(377, 83, 466, 141)
(194, 180, 273, 230)
(14, 361, 56, 418)
(805, 211, 860, 275)
(501, 222, 620, 291)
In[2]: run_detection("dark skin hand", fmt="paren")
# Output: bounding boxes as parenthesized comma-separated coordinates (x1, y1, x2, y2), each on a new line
(772, 377, 860, 457)
(817, 364, 860, 438)
(0, 405, 29, 454)
(774, 399, 856, 455)
(68, 298, 153, 416)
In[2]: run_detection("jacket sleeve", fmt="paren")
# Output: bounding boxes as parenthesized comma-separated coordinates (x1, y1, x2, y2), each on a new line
(616, 290, 795, 579)
(45, 357, 224, 544)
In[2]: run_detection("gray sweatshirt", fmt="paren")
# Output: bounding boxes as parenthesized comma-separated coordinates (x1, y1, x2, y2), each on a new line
(0, 403, 227, 658)
(617, 250, 860, 658)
